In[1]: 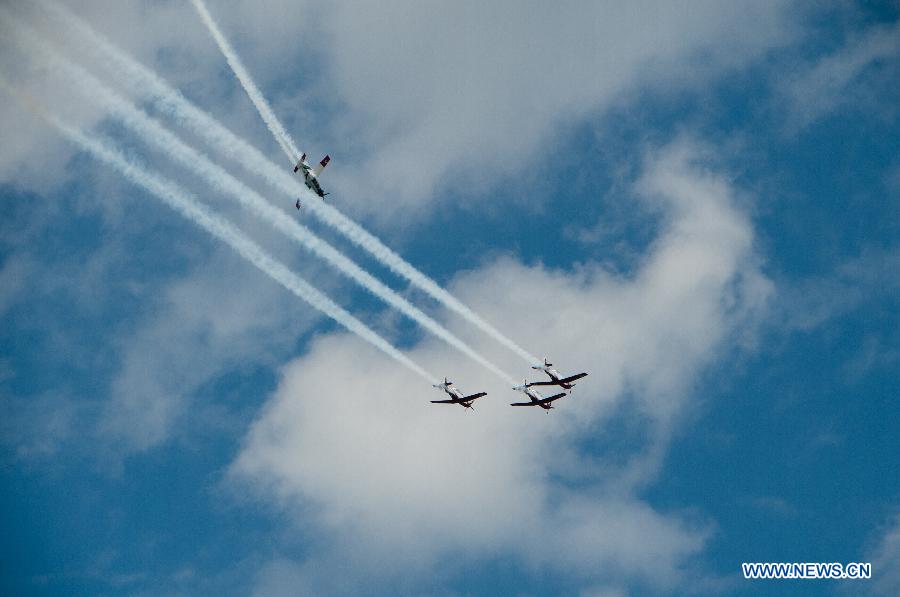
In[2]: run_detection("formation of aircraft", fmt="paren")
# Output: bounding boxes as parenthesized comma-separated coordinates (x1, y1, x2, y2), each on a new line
(293, 152, 330, 209)
(430, 378, 487, 410)
(284, 159, 587, 414)
(525, 358, 588, 390)
(427, 358, 587, 413)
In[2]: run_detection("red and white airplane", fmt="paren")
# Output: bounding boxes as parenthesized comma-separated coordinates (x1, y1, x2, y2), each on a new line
(293, 152, 330, 209)
(524, 358, 588, 390)
(510, 382, 567, 411)
(431, 378, 487, 410)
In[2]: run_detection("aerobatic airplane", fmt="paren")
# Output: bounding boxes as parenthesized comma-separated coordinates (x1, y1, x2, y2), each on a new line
(293, 152, 330, 208)
(431, 378, 487, 410)
(525, 358, 588, 390)
(510, 382, 567, 411)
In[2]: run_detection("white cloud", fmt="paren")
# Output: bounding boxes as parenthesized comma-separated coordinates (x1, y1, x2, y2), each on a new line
(251, 559, 318, 597)
(1, 389, 77, 462)
(232, 138, 772, 592)
(99, 244, 323, 456)
(0, 253, 32, 317)
(301, 0, 797, 219)
(780, 20, 900, 133)
(777, 248, 900, 333)
(864, 511, 900, 595)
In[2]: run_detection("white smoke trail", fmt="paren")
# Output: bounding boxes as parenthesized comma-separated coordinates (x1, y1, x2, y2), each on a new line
(36, 0, 542, 368)
(188, 0, 300, 164)
(2, 16, 516, 385)
(0, 77, 436, 385)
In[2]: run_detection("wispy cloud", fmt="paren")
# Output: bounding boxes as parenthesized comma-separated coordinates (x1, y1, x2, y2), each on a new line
(863, 510, 900, 595)
(780, 20, 900, 133)
(776, 248, 900, 333)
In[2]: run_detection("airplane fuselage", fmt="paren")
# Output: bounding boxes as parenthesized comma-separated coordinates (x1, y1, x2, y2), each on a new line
(431, 381, 485, 409)
(524, 388, 554, 409)
(528, 361, 588, 390)
(300, 167, 326, 198)
(306, 174, 326, 198)
(447, 387, 474, 408)
(542, 368, 575, 389)
(510, 383, 566, 410)
(509, 387, 553, 409)
(293, 160, 328, 199)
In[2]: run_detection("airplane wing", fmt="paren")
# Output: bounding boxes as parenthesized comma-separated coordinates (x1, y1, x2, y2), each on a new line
(462, 392, 487, 401)
(510, 401, 536, 406)
(431, 396, 478, 404)
(312, 155, 330, 177)
(537, 392, 567, 405)
(558, 372, 588, 384)
(525, 380, 559, 387)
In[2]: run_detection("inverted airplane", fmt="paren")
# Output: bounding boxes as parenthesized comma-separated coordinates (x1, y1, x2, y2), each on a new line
(431, 378, 487, 410)
(293, 152, 330, 208)
(510, 382, 567, 411)
(524, 358, 588, 390)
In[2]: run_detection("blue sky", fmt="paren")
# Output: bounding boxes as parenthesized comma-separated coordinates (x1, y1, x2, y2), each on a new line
(1, 1, 899, 595)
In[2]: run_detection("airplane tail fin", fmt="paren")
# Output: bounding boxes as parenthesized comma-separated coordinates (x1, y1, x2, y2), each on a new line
(313, 155, 330, 177)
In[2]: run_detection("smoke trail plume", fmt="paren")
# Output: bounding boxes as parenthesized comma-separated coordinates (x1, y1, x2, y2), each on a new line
(189, 0, 301, 164)
(36, 0, 542, 368)
(0, 75, 436, 384)
(2, 15, 515, 385)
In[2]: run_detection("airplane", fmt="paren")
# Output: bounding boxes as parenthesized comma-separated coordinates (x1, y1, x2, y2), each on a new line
(293, 152, 331, 207)
(510, 382, 567, 411)
(524, 358, 588, 390)
(431, 378, 487, 410)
